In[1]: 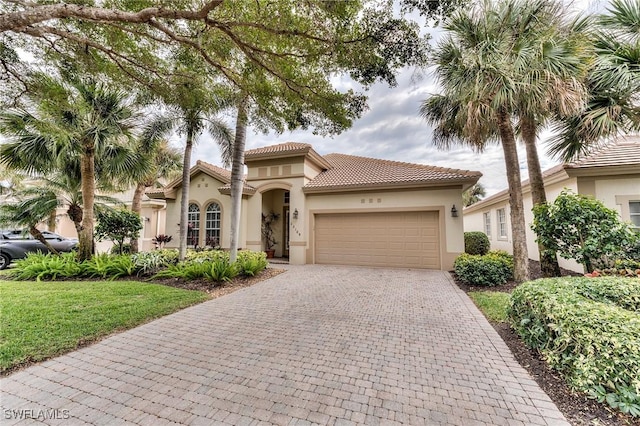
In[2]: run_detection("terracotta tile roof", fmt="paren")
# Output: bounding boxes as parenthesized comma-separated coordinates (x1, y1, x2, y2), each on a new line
(463, 164, 568, 211)
(304, 153, 482, 192)
(464, 135, 640, 212)
(244, 142, 333, 169)
(245, 142, 312, 158)
(196, 160, 231, 182)
(218, 182, 257, 195)
(564, 135, 640, 169)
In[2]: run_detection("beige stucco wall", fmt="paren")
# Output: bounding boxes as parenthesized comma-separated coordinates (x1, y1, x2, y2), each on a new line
(304, 187, 465, 270)
(244, 177, 304, 262)
(163, 172, 248, 250)
(50, 197, 166, 254)
(595, 176, 640, 223)
(462, 170, 640, 274)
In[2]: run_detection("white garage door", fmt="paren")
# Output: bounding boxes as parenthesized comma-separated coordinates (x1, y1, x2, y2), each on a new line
(314, 211, 440, 269)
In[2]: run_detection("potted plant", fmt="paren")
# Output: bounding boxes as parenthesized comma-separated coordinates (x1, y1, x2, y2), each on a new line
(261, 211, 280, 258)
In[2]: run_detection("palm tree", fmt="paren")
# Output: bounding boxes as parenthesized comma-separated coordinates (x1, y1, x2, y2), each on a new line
(129, 139, 182, 253)
(512, 9, 591, 277)
(549, 0, 640, 161)
(463, 183, 486, 207)
(229, 94, 249, 262)
(421, 0, 589, 282)
(146, 92, 233, 260)
(0, 77, 142, 260)
(0, 164, 24, 199)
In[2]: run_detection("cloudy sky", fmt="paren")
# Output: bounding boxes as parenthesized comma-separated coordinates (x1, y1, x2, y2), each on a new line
(190, 0, 607, 196)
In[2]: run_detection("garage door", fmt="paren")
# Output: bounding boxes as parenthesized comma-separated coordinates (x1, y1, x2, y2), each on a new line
(314, 211, 440, 269)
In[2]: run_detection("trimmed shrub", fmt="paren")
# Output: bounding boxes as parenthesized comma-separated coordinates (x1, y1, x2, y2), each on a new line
(509, 278, 640, 416)
(236, 250, 268, 276)
(571, 277, 640, 312)
(464, 232, 490, 255)
(185, 249, 229, 263)
(454, 252, 513, 286)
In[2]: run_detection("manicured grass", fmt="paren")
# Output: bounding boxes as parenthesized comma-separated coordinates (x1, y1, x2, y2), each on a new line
(468, 291, 511, 322)
(0, 280, 209, 372)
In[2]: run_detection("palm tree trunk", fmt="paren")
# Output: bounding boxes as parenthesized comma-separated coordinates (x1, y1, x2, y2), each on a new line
(129, 182, 146, 254)
(498, 110, 529, 283)
(78, 147, 96, 261)
(47, 210, 56, 232)
(229, 95, 248, 263)
(521, 116, 561, 277)
(67, 203, 83, 237)
(29, 225, 59, 254)
(178, 129, 194, 261)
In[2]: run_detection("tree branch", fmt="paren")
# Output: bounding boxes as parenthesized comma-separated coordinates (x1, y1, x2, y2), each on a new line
(1, 1, 223, 33)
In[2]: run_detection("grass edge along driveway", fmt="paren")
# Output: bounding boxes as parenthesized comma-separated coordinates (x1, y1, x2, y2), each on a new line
(0, 280, 209, 373)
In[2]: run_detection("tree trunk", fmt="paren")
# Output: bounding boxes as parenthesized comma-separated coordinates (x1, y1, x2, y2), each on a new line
(178, 129, 194, 261)
(229, 95, 248, 263)
(29, 225, 59, 255)
(521, 116, 561, 277)
(67, 203, 83, 238)
(498, 110, 529, 283)
(47, 210, 56, 232)
(78, 147, 96, 261)
(129, 181, 146, 254)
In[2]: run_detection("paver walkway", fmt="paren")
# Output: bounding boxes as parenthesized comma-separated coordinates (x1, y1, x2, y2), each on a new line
(1, 265, 569, 425)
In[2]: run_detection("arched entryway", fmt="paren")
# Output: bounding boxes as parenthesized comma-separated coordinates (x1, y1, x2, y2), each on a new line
(260, 188, 290, 258)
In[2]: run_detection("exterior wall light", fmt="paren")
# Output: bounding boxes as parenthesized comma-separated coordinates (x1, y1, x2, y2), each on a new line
(451, 205, 458, 217)
(293, 208, 299, 219)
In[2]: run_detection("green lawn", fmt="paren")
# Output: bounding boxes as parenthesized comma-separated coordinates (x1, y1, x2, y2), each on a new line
(0, 280, 209, 372)
(468, 291, 511, 322)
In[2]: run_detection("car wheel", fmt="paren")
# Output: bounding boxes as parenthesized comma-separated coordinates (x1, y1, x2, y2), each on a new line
(0, 253, 9, 270)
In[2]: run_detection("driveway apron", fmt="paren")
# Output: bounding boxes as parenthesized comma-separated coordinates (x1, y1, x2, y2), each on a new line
(1, 265, 569, 425)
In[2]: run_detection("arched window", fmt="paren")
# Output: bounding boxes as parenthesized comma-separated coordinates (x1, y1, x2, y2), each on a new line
(187, 203, 200, 247)
(205, 202, 221, 248)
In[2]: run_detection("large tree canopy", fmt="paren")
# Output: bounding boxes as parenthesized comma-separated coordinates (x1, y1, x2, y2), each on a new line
(1, 1, 434, 120)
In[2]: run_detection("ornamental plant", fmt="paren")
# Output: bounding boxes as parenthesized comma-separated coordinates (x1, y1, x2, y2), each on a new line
(532, 190, 639, 272)
(95, 209, 143, 255)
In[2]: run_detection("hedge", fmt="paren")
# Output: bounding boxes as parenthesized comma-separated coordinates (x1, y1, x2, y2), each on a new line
(508, 277, 640, 416)
(464, 231, 490, 255)
(454, 251, 513, 286)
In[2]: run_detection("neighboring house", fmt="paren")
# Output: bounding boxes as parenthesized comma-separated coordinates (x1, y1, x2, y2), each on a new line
(52, 187, 167, 253)
(464, 136, 640, 273)
(149, 142, 481, 270)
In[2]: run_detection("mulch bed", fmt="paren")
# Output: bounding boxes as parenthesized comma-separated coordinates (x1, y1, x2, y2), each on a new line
(151, 267, 285, 298)
(455, 260, 638, 425)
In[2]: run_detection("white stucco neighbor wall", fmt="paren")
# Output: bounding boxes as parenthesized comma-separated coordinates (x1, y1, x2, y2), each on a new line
(463, 168, 640, 274)
(595, 177, 640, 220)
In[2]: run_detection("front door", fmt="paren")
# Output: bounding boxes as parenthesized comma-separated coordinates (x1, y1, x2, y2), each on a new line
(283, 206, 290, 258)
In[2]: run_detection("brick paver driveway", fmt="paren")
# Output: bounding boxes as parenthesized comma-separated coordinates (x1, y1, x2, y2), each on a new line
(1, 265, 568, 425)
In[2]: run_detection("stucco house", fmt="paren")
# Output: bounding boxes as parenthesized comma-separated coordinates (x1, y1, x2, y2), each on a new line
(52, 186, 167, 253)
(464, 136, 640, 273)
(149, 142, 481, 270)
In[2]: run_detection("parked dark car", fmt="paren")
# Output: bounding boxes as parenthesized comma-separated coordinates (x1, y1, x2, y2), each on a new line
(0, 230, 78, 270)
